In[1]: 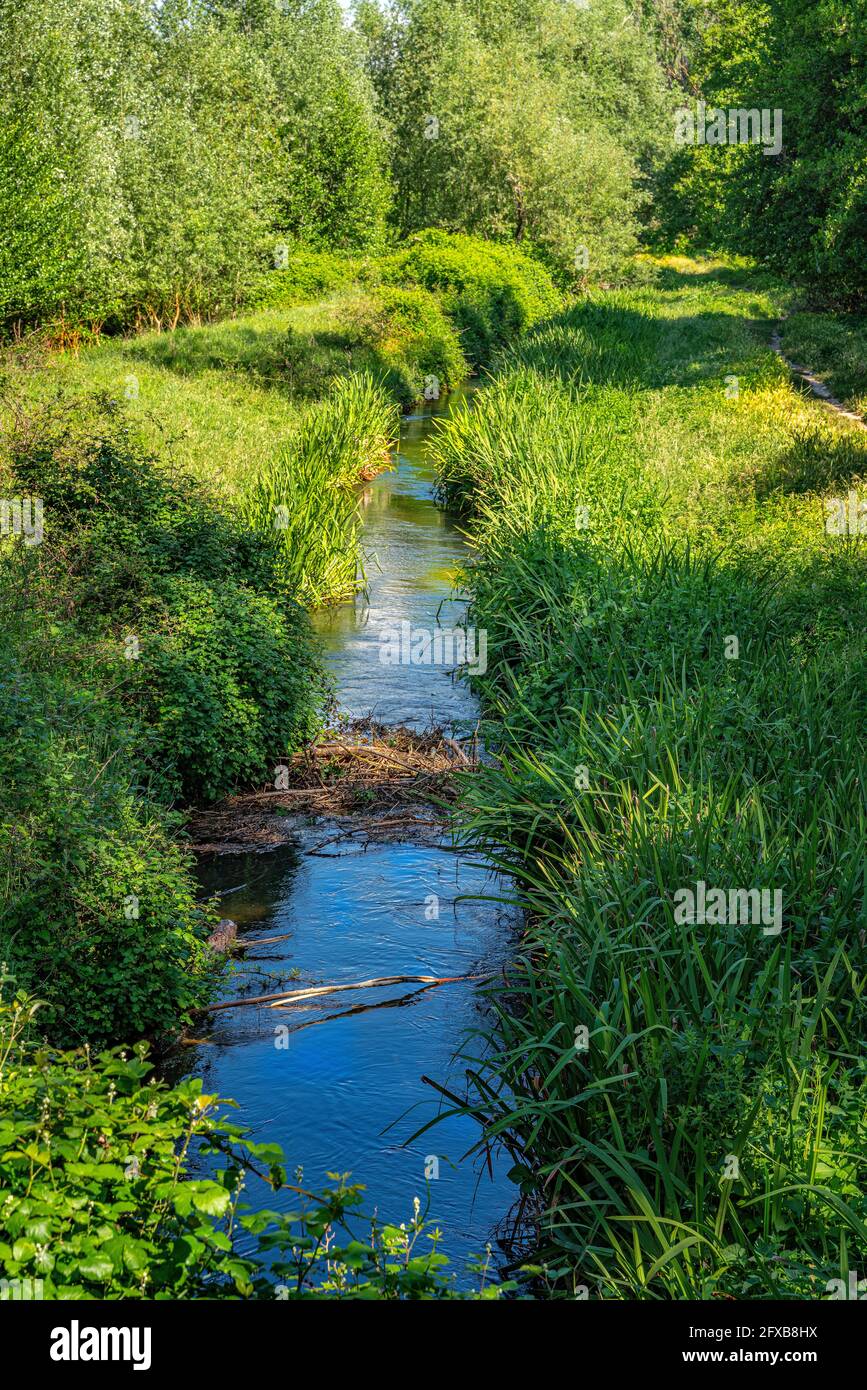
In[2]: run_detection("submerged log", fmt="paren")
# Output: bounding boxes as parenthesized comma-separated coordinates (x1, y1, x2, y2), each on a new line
(201, 971, 487, 1012)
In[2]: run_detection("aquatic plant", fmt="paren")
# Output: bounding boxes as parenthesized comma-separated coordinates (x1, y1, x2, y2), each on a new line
(240, 372, 398, 606)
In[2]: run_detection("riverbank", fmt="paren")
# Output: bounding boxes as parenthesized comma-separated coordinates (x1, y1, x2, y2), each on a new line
(429, 254, 867, 1299)
(6, 232, 561, 495)
(2, 247, 863, 1301)
(0, 342, 518, 1300)
(0, 232, 556, 1045)
(181, 380, 518, 1280)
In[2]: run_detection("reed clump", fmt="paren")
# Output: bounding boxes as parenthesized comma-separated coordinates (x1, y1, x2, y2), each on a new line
(240, 372, 398, 607)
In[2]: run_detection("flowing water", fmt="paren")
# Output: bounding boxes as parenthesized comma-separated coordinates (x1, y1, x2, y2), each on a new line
(187, 388, 516, 1277)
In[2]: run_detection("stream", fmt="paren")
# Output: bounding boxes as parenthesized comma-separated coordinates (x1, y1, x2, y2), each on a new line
(187, 387, 516, 1278)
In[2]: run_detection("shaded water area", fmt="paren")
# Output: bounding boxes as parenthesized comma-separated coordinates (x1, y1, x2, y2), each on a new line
(186, 388, 517, 1276)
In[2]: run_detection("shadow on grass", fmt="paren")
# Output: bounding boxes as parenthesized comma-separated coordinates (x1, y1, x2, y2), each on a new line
(505, 295, 780, 394)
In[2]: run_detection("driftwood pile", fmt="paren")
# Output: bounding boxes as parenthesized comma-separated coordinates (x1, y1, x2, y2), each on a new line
(188, 720, 478, 853)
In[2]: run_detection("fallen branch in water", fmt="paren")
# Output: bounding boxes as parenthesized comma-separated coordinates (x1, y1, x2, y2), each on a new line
(267, 982, 444, 1033)
(225, 932, 294, 950)
(201, 971, 488, 1013)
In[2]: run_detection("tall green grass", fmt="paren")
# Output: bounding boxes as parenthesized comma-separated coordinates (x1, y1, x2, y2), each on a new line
(240, 372, 398, 606)
(429, 258, 867, 1299)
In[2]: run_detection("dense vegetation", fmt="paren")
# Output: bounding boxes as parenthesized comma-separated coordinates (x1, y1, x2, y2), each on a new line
(1, 0, 864, 1303)
(359, 0, 672, 283)
(0, 226, 557, 1051)
(653, 0, 867, 307)
(430, 258, 866, 1297)
(0, 988, 505, 1298)
(0, 388, 333, 1041)
(0, 0, 389, 331)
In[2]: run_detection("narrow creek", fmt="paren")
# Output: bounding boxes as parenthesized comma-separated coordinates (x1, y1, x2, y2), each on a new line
(185, 387, 516, 1277)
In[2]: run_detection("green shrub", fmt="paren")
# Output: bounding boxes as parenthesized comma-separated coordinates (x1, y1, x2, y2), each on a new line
(0, 392, 331, 1037)
(342, 285, 468, 402)
(129, 574, 324, 803)
(0, 986, 276, 1299)
(377, 231, 562, 369)
(3, 395, 327, 803)
(0, 609, 214, 1045)
(251, 248, 359, 310)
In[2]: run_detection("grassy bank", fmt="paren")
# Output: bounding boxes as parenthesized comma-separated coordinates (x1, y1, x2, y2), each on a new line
(0, 233, 557, 1044)
(430, 256, 866, 1299)
(0, 232, 559, 1300)
(12, 233, 561, 492)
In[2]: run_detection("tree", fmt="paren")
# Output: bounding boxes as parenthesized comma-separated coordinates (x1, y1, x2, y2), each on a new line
(355, 0, 671, 282)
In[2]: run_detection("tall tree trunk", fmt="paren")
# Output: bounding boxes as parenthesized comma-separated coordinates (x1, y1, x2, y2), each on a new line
(507, 173, 527, 242)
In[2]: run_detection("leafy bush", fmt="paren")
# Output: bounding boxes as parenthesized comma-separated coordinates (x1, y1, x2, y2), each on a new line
(0, 986, 278, 1299)
(3, 395, 327, 803)
(0, 390, 333, 1038)
(129, 574, 323, 803)
(0, 604, 214, 1045)
(377, 231, 561, 368)
(341, 285, 468, 401)
(252, 248, 360, 310)
(0, 988, 508, 1300)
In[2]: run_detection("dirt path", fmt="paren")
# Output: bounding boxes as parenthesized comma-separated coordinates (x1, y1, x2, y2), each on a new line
(771, 324, 866, 429)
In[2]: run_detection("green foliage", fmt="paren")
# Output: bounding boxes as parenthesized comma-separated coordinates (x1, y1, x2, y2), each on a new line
(377, 231, 562, 368)
(0, 0, 390, 331)
(429, 260, 867, 1298)
(358, 0, 671, 282)
(341, 285, 469, 402)
(0, 988, 508, 1299)
(252, 248, 360, 311)
(0, 391, 333, 1039)
(0, 615, 215, 1045)
(240, 371, 398, 605)
(2, 396, 327, 802)
(128, 574, 324, 803)
(654, 0, 867, 307)
(244, 0, 391, 252)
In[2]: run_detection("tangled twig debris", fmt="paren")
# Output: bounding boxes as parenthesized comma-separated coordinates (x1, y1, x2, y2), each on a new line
(188, 719, 479, 853)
